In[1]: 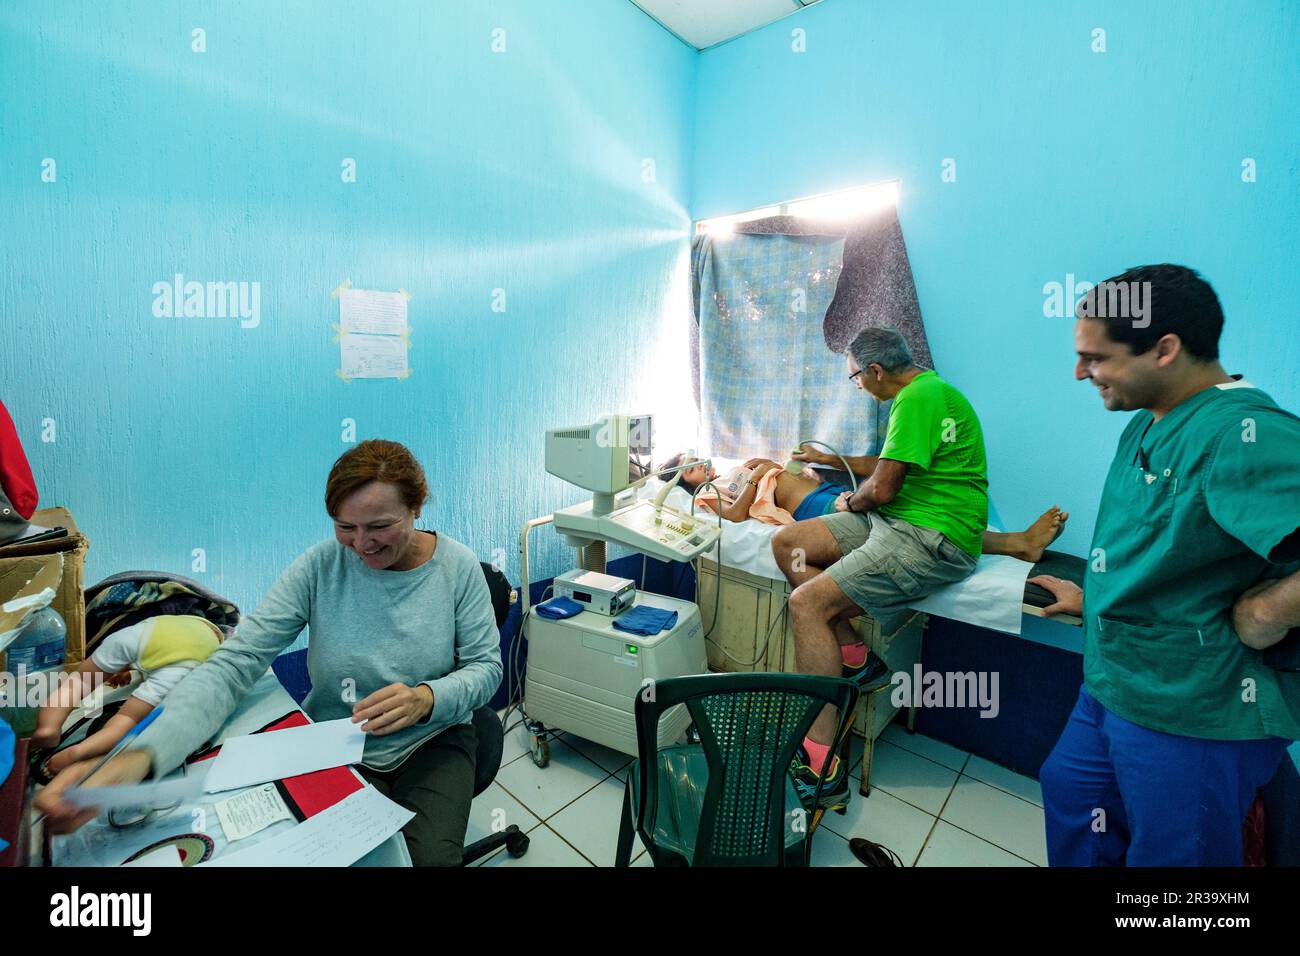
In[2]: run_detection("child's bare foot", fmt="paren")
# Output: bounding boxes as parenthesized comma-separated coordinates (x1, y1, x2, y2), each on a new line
(1018, 506, 1069, 563)
(46, 746, 79, 775)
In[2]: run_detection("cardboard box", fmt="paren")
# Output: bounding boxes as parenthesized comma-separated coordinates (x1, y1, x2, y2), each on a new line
(0, 507, 89, 670)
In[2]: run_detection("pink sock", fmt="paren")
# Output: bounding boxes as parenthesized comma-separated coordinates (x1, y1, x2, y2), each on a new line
(841, 641, 868, 667)
(803, 737, 832, 774)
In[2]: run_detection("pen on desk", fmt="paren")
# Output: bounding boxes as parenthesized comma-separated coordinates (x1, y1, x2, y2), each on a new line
(33, 705, 164, 827)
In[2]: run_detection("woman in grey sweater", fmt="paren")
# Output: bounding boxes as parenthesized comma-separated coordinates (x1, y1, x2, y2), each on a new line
(37, 439, 503, 867)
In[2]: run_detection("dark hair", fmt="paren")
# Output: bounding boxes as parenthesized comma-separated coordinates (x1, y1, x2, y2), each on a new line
(325, 439, 429, 517)
(658, 452, 701, 495)
(1076, 263, 1223, 361)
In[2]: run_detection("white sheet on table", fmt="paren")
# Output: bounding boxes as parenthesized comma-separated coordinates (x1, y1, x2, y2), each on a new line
(638, 480, 1033, 636)
(909, 553, 1033, 636)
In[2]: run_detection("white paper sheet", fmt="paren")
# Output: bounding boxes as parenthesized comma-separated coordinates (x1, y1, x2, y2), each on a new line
(215, 783, 295, 842)
(339, 288, 407, 336)
(340, 333, 407, 379)
(202, 717, 366, 794)
(64, 769, 209, 812)
(202, 786, 413, 867)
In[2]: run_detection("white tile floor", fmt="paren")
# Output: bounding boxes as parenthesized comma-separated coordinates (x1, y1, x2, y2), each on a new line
(471, 716, 1048, 867)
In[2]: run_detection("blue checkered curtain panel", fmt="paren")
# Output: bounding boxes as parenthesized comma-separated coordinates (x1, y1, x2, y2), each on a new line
(693, 231, 886, 461)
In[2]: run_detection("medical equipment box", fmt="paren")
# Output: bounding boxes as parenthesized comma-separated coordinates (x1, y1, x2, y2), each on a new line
(553, 568, 636, 616)
(524, 591, 705, 756)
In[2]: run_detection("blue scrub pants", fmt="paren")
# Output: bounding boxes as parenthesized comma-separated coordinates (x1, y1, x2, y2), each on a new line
(1041, 687, 1288, 866)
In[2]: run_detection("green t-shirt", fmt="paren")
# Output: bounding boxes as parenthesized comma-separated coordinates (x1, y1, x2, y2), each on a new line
(877, 370, 989, 557)
(1084, 381, 1300, 741)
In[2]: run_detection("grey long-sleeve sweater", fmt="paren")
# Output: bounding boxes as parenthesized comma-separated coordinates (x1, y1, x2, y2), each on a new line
(133, 532, 503, 776)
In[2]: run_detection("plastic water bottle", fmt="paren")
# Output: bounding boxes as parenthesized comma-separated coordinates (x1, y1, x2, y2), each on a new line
(6, 607, 67, 675)
(1, 607, 67, 736)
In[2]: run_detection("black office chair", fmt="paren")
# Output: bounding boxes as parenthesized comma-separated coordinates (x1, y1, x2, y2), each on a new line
(460, 562, 530, 865)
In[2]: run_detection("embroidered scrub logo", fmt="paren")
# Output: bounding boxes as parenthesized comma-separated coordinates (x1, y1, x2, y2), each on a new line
(152, 275, 261, 329)
(890, 665, 1000, 718)
(50, 887, 151, 936)
(1044, 274, 1152, 329)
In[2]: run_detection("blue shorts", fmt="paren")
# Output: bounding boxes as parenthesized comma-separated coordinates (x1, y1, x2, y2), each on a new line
(791, 482, 848, 521)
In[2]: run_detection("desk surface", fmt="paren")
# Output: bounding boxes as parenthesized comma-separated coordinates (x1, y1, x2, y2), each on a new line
(42, 670, 409, 867)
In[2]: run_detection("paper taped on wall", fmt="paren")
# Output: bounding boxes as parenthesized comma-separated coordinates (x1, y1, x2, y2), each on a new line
(339, 288, 407, 336)
(340, 333, 408, 379)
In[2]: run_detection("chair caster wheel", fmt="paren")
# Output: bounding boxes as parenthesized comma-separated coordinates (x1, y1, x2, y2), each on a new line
(530, 734, 550, 768)
(506, 828, 529, 858)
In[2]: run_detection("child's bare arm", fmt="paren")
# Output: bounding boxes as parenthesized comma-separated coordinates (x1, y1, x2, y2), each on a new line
(33, 658, 108, 748)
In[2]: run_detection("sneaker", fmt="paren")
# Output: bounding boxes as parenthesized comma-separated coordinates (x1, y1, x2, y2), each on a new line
(842, 652, 889, 689)
(791, 745, 849, 812)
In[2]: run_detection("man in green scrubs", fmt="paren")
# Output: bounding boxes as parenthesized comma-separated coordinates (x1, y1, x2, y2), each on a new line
(1032, 264, 1300, 865)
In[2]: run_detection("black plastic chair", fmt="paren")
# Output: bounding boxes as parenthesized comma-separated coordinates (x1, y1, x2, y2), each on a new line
(615, 672, 860, 867)
(460, 562, 529, 865)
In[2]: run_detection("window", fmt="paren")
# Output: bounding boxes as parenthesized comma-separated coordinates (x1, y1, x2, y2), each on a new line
(695, 179, 900, 236)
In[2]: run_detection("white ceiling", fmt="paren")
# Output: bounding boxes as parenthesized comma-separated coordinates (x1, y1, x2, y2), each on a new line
(631, 0, 820, 51)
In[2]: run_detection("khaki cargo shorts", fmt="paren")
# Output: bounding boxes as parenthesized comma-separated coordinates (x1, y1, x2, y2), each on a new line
(819, 510, 977, 630)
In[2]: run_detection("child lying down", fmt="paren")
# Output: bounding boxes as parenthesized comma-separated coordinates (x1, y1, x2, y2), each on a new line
(33, 614, 224, 775)
(658, 451, 1068, 564)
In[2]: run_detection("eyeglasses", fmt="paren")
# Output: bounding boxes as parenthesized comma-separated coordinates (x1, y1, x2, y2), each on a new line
(848, 369, 864, 381)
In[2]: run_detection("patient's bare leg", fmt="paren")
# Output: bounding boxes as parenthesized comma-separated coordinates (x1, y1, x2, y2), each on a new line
(983, 506, 1069, 563)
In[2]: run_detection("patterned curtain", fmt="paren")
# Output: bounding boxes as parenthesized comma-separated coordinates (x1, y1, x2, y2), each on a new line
(693, 231, 873, 460)
(690, 206, 929, 464)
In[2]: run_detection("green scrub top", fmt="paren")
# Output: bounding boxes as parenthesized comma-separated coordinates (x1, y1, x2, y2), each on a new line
(1084, 381, 1300, 742)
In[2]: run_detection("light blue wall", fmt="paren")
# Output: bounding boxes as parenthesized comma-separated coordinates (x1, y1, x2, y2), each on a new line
(5, 0, 1296, 655)
(693, 0, 1300, 605)
(0, 0, 698, 620)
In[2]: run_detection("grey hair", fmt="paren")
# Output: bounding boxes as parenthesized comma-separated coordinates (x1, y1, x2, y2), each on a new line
(845, 326, 913, 374)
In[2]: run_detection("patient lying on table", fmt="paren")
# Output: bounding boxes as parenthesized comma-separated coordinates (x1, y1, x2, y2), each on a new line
(659, 451, 1067, 563)
(32, 614, 224, 776)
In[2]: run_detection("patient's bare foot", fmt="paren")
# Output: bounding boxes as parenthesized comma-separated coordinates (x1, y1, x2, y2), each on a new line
(1016, 507, 1069, 563)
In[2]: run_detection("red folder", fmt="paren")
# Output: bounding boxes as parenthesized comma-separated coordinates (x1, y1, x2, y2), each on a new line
(187, 711, 363, 820)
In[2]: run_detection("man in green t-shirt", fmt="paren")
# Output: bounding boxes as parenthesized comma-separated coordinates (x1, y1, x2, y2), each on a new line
(772, 326, 988, 810)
